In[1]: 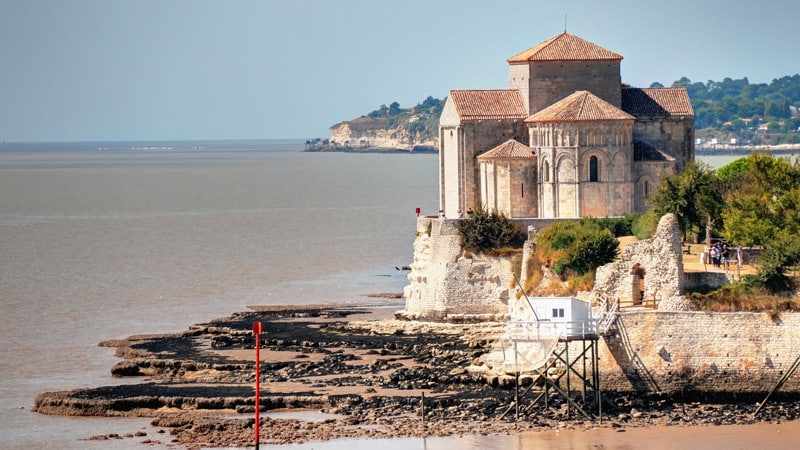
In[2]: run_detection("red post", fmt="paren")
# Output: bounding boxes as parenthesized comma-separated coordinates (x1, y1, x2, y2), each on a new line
(253, 322, 262, 450)
(415, 207, 420, 217)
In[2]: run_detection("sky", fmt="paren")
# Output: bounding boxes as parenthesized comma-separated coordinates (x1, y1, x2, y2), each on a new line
(1, 0, 798, 142)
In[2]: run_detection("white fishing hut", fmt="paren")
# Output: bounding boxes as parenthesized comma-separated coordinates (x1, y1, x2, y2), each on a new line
(507, 296, 598, 341)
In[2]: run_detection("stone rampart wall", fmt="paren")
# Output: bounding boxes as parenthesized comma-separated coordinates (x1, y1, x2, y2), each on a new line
(596, 310, 800, 394)
(684, 271, 732, 290)
(398, 218, 512, 321)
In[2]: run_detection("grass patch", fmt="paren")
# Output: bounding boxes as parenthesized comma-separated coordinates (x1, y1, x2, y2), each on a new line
(687, 281, 800, 312)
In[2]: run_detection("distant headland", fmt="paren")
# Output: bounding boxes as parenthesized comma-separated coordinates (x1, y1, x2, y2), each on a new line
(307, 74, 800, 154)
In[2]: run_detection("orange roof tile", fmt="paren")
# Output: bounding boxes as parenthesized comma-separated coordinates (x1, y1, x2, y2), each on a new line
(525, 91, 634, 123)
(622, 87, 694, 117)
(507, 32, 623, 63)
(477, 139, 534, 160)
(448, 90, 528, 121)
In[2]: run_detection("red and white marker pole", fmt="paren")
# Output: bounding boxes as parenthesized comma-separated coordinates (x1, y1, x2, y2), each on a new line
(253, 321, 262, 450)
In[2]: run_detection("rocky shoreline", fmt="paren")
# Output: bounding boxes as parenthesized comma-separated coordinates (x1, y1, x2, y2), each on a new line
(34, 303, 800, 448)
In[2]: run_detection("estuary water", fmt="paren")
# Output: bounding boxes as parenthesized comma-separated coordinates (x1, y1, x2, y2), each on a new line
(0, 140, 437, 449)
(1, 141, 798, 449)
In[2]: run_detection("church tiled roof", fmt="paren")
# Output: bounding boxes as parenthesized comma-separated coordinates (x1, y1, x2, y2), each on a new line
(622, 87, 694, 117)
(448, 90, 528, 121)
(477, 139, 534, 160)
(507, 32, 623, 63)
(525, 91, 635, 123)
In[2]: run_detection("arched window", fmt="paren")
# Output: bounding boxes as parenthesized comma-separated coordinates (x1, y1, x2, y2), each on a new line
(589, 156, 599, 182)
(644, 180, 650, 197)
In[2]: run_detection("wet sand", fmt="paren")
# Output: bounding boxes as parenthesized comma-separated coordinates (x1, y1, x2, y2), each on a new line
(264, 420, 800, 450)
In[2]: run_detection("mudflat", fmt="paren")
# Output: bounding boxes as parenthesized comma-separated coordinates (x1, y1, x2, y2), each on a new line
(33, 303, 800, 449)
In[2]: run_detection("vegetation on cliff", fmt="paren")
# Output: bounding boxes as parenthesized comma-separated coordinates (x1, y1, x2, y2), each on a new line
(457, 207, 524, 255)
(306, 96, 443, 151)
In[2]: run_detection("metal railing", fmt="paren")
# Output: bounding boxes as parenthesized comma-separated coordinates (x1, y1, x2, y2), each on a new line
(506, 319, 598, 341)
(598, 296, 619, 334)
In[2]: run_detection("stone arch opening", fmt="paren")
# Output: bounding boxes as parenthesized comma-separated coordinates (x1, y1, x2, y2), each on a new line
(631, 263, 646, 305)
(543, 160, 550, 182)
(589, 155, 600, 182)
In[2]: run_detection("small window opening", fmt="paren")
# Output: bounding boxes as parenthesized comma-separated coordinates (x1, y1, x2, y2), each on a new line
(589, 156, 599, 182)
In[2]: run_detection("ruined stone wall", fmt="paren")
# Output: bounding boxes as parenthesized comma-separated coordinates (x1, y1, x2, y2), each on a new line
(398, 217, 512, 321)
(594, 214, 684, 306)
(597, 310, 800, 394)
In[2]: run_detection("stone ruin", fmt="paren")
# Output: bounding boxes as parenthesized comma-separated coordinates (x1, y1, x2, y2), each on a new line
(592, 213, 692, 310)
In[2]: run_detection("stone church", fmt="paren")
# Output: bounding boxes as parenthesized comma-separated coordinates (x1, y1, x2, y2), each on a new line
(438, 32, 694, 219)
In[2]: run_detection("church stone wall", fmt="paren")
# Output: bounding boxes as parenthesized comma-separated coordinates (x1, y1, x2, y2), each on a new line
(633, 161, 673, 212)
(510, 161, 538, 218)
(440, 126, 462, 216)
(511, 60, 622, 114)
(480, 160, 538, 218)
(633, 117, 695, 170)
(453, 120, 528, 216)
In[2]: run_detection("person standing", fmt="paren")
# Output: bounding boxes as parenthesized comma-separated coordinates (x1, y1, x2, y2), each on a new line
(721, 243, 730, 271)
(709, 244, 719, 269)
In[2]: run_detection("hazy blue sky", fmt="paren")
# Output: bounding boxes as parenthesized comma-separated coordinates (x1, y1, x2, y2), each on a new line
(2, 0, 798, 142)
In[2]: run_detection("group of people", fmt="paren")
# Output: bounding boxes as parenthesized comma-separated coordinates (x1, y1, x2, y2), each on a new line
(708, 241, 731, 270)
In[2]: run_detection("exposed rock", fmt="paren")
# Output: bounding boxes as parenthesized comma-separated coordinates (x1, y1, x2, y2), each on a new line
(399, 218, 512, 321)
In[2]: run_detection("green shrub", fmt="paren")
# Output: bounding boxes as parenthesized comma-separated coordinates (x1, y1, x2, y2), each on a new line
(537, 219, 619, 277)
(632, 209, 660, 240)
(457, 207, 524, 254)
(594, 213, 640, 237)
(753, 231, 800, 293)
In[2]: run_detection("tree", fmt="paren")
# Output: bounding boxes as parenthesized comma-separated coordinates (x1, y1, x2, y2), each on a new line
(721, 153, 800, 246)
(649, 161, 724, 242)
(752, 230, 800, 293)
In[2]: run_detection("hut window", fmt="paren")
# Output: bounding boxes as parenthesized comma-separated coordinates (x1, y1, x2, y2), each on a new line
(552, 308, 564, 318)
(589, 156, 599, 182)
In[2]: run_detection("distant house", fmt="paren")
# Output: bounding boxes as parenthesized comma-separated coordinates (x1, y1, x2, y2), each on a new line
(438, 32, 695, 219)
